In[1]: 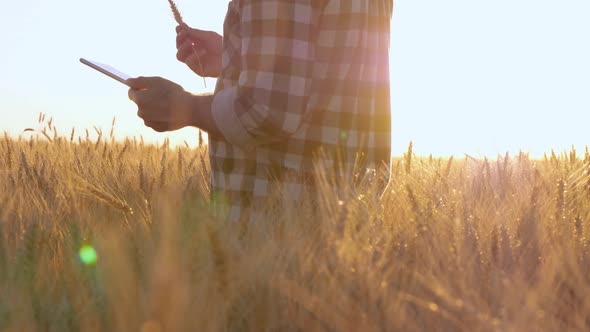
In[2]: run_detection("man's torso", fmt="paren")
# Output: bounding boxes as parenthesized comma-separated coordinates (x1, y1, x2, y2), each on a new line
(210, 0, 394, 221)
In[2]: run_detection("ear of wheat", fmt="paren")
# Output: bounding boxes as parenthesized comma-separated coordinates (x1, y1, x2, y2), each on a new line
(168, 0, 184, 25)
(167, 0, 207, 88)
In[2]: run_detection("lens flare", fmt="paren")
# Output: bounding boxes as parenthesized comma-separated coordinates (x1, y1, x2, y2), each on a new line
(79, 245, 98, 265)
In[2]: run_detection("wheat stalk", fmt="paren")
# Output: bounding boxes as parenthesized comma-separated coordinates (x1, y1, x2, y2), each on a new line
(167, 0, 207, 88)
(88, 186, 134, 215)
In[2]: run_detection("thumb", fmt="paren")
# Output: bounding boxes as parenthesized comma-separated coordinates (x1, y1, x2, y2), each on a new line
(176, 23, 192, 34)
(181, 22, 193, 32)
(126, 76, 151, 90)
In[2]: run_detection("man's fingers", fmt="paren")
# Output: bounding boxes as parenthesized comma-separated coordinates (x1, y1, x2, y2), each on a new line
(128, 88, 153, 106)
(128, 88, 143, 104)
(176, 30, 185, 48)
(185, 55, 202, 74)
(177, 41, 207, 62)
(176, 29, 190, 48)
(176, 25, 212, 46)
(176, 23, 191, 33)
(126, 76, 153, 90)
(137, 107, 158, 120)
(176, 32, 207, 53)
(137, 107, 164, 124)
(176, 42, 197, 62)
(176, 44, 191, 62)
(144, 120, 169, 133)
(128, 89, 139, 103)
(176, 26, 199, 48)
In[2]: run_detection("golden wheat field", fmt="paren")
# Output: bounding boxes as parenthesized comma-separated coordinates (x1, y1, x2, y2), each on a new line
(1, 120, 589, 331)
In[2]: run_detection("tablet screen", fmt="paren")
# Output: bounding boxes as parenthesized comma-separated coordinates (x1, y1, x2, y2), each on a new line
(80, 58, 131, 86)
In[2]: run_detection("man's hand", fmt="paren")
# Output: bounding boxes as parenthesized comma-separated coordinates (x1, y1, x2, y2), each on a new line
(127, 77, 193, 132)
(176, 23, 223, 78)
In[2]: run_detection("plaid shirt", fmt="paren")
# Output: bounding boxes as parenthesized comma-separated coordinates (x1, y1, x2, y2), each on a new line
(210, 0, 393, 221)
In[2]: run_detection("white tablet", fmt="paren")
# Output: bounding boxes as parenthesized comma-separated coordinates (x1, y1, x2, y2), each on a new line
(80, 58, 131, 86)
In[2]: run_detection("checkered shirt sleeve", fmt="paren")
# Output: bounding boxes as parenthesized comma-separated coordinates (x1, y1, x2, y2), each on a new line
(212, 0, 320, 148)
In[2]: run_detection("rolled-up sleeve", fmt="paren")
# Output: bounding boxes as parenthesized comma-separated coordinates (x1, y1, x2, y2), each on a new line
(212, 0, 319, 148)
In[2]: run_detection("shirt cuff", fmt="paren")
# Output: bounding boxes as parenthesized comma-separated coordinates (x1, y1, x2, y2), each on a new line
(211, 87, 257, 148)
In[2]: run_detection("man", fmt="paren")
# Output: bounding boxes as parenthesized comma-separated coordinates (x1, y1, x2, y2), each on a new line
(128, 0, 394, 222)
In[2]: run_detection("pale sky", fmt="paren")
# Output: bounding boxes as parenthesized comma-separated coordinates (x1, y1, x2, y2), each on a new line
(1, 0, 588, 157)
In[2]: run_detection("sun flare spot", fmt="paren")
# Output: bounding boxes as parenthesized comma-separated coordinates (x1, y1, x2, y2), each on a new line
(79, 245, 98, 265)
